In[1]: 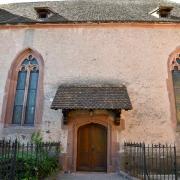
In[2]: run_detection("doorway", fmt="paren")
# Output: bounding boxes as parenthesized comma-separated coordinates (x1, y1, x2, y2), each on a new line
(77, 123, 107, 172)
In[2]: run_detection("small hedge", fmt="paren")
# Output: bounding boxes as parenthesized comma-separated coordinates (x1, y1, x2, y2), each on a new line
(0, 153, 59, 180)
(15, 153, 59, 180)
(0, 133, 60, 180)
(0, 144, 60, 180)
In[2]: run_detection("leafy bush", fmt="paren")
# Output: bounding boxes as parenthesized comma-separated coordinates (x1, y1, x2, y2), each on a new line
(0, 144, 60, 179)
(31, 131, 43, 145)
(15, 151, 59, 179)
(0, 133, 60, 179)
(37, 155, 59, 178)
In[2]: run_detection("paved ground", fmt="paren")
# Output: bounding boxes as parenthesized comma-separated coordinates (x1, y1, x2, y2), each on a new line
(51, 172, 124, 180)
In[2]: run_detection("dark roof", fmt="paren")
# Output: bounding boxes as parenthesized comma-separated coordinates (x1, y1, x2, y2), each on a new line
(0, 0, 180, 25)
(51, 86, 132, 110)
(0, 9, 35, 24)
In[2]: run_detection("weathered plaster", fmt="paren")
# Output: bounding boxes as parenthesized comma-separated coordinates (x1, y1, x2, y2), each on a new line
(0, 26, 180, 148)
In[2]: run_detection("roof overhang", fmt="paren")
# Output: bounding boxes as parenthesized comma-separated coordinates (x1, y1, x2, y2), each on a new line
(51, 85, 132, 125)
(51, 86, 132, 110)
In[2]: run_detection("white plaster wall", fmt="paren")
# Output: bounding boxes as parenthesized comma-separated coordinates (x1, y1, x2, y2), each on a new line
(0, 26, 180, 149)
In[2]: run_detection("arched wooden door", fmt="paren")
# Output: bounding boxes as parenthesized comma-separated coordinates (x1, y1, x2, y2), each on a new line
(77, 123, 107, 172)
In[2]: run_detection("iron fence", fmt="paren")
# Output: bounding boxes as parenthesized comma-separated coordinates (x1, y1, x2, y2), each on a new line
(0, 139, 60, 180)
(124, 142, 177, 180)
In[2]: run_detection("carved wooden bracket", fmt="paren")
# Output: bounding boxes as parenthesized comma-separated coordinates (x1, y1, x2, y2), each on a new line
(113, 110, 121, 125)
(62, 109, 70, 125)
(61, 109, 122, 125)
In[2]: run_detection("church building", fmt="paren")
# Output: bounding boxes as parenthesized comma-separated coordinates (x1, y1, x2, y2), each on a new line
(0, 0, 180, 172)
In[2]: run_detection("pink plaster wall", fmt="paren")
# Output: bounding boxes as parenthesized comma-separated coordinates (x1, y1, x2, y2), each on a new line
(0, 25, 180, 147)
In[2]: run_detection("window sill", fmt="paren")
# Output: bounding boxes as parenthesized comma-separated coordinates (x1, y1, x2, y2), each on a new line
(4, 124, 36, 129)
(2, 126, 37, 137)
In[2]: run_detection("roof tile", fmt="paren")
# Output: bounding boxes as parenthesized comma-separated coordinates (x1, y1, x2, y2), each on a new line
(51, 86, 132, 110)
(0, 0, 180, 24)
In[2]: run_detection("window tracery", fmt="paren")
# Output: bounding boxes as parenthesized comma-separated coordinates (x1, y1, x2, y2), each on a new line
(169, 53, 180, 71)
(170, 53, 180, 124)
(12, 55, 39, 125)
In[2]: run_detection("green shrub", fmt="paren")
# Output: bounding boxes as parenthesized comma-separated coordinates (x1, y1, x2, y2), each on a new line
(15, 152, 59, 179)
(31, 131, 43, 145)
(0, 134, 60, 180)
(0, 148, 59, 179)
(37, 156, 59, 178)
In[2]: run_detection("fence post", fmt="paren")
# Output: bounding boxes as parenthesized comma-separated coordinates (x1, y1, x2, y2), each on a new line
(143, 143, 146, 180)
(35, 143, 39, 177)
(11, 139, 17, 180)
(143, 143, 150, 180)
(174, 145, 177, 180)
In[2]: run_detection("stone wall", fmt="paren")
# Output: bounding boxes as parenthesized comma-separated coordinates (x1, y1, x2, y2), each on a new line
(0, 24, 180, 152)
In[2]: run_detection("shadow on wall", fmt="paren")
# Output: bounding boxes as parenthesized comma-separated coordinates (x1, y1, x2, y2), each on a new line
(55, 78, 130, 87)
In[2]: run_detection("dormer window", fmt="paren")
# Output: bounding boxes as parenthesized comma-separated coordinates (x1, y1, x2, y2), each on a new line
(35, 7, 53, 19)
(149, 5, 173, 18)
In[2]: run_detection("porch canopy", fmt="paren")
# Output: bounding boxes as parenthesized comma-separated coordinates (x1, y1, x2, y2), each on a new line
(51, 86, 132, 124)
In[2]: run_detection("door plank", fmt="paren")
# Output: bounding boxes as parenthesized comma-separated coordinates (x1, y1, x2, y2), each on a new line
(91, 124, 107, 171)
(77, 123, 107, 172)
(77, 124, 91, 171)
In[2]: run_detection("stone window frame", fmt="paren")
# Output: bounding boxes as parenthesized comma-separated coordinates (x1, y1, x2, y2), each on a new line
(1, 48, 44, 128)
(167, 47, 180, 130)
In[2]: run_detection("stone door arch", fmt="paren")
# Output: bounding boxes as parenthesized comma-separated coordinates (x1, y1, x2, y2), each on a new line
(64, 110, 121, 172)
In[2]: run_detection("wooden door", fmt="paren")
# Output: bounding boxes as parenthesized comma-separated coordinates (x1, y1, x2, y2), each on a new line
(77, 123, 107, 171)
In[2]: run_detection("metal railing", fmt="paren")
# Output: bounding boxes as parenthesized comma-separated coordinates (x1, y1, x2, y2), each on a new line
(0, 139, 60, 180)
(124, 142, 177, 180)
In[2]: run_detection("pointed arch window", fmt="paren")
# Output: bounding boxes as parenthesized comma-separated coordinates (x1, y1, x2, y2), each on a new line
(2, 49, 44, 127)
(12, 55, 39, 125)
(170, 52, 180, 124)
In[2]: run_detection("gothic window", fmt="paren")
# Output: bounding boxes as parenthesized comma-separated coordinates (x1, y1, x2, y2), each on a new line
(12, 55, 39, 125)
(1, 49, 44, 127)
(170, 53, 180, 124)
(1, 48, 44, 127)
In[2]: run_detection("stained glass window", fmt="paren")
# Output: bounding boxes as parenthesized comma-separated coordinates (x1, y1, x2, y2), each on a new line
(172, 54, 180, 124)
(12, 55, 39, 126)
(173, 71, 180, 123)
